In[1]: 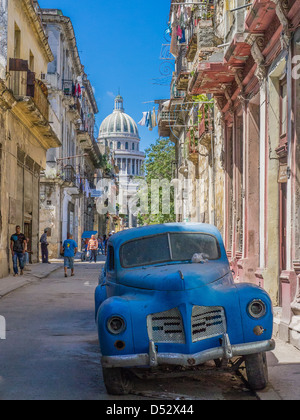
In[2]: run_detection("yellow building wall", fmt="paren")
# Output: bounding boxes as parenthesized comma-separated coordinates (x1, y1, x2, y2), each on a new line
(7, 0, 49, 75)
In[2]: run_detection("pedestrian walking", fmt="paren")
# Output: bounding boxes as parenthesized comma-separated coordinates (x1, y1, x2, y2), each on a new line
(10, 226, 26, 277)
(62, 233, 78, 278)
(40, 229, 50, 264)
(88, 235, 98, 263)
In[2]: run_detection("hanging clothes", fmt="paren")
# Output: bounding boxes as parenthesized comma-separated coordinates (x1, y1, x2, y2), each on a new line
(145, 111, 151, 128)
(75, 82, 81, 98)
(151, 107, 157, 129)
(170, 23, 179, 57)
(180, 29, 186, 44)
(177, 26, 183, 40)
(138, 112, 148, 126)
(148, 111, 153, 131)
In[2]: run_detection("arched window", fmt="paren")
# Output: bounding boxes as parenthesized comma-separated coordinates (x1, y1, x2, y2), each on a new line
(125, 142, 129, 150)
(117, 142, 121, 150)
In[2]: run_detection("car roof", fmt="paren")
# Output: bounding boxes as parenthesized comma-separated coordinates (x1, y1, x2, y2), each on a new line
(108, 223, 223, 250)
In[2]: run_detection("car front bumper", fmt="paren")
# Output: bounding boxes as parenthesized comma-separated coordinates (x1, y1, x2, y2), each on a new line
(101, 335, 276, 369)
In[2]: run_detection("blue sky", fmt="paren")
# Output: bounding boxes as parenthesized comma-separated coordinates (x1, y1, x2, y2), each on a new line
(38, 0, 172, 152)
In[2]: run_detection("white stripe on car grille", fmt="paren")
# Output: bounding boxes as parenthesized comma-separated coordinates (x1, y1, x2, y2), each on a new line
(191, 306, 227, 342)
(147, 308, 185, 344)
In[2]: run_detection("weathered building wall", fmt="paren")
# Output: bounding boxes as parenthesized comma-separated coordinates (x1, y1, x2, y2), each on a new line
(7, 0, 50, 75)
(0, 0, 60, 278)
(213, 109, 225, 235)
(39, 9, 100, 257)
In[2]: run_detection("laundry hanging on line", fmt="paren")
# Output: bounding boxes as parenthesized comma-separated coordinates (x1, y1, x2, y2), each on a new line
(138, 109, 158, 131)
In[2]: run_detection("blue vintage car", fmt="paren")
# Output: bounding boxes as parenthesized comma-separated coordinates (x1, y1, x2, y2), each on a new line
(95, 223, 275, 395)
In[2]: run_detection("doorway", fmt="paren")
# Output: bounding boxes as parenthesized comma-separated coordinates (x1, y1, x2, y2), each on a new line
(24, 222, 32, 264)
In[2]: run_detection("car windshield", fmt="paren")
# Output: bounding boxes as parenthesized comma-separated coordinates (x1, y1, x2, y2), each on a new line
(120, 233, 220, 268)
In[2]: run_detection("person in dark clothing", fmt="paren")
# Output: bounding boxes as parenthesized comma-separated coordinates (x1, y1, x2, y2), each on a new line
(10, 226, 26, 277)
(40, 229, 50, 264)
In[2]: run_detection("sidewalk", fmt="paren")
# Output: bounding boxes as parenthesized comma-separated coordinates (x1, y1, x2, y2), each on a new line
(255, 338, 300, 400)
(0, 260, 62, 299)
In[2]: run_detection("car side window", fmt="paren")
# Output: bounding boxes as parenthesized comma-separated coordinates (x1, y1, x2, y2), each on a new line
(107, 245, 115, 272)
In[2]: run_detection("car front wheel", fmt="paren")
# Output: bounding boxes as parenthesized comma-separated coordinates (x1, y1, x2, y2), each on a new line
(244, 352, 269, 391)
(102, 367, 132, 395)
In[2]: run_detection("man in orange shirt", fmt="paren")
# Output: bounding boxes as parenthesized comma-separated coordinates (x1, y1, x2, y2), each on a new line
(88, 235, 98, 263)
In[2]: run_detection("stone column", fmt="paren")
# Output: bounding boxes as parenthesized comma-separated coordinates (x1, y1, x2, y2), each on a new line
(128, 158, 131, 175)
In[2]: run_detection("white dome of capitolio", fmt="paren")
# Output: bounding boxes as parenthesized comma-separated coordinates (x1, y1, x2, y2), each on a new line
(99, 95, 140, 139)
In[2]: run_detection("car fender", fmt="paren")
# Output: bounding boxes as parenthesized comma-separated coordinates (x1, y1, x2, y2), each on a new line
(235, 283, 273, 343)
(96, 296, 134, 357)
(95, 284, 108, 320)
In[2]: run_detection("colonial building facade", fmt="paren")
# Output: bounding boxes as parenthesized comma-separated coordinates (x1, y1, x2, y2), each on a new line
(0, 0, 61, 277)
(158, 0, 300, 349)
(38, 9, 101, 258)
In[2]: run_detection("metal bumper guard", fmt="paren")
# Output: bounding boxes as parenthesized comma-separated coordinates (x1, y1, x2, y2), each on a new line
(101, 334, 276, 368)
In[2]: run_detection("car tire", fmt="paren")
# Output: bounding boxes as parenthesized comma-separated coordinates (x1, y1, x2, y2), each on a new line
(102, 367, 132, 395)
(244, 352, 268, 391)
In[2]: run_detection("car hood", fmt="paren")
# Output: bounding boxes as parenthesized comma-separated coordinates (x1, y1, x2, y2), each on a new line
(117, 261, 230, 291)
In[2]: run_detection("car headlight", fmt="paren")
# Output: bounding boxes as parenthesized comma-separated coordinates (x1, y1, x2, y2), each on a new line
(107, 316, 126, 335)
(248, 299, 267, 319)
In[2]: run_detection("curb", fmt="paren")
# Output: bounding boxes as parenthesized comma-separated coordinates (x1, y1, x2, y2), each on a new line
(0, 263, 62, 299)
(255, 386, 282, 401)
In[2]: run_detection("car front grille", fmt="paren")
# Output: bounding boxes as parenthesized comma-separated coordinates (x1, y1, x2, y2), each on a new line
(148, 306, 227, 345)
(191, 306, 227, 343)
(147, 308, 185, 344)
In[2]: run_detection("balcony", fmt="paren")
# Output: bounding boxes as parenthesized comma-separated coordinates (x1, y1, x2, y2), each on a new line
(8, 63, 49, 121)
(176, 46, 190, 91)
(62, 79, 73, 96)
(186, 33, 198, 63)
(61, 164, 76, 185)
(6, 58, 60, 149)
(171, 82, 186, 100)
(195, 2, 217, 61)
(157, 111, 177, 138)
(78, 127, 103, 169)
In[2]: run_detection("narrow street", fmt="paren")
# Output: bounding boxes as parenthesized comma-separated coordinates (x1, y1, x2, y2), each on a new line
(0, 260, 257, 401)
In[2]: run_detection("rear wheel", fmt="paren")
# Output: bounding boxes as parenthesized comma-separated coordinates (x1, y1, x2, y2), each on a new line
(244, 352, 268, 390)
(102, 367, 132, 395)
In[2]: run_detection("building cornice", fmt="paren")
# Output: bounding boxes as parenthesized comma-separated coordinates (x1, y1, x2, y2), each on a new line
(41, 10, 98, 115)
(83, 75, 98, 115)
(41, 11, 82, 77)
(21, 0, 54, 63)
